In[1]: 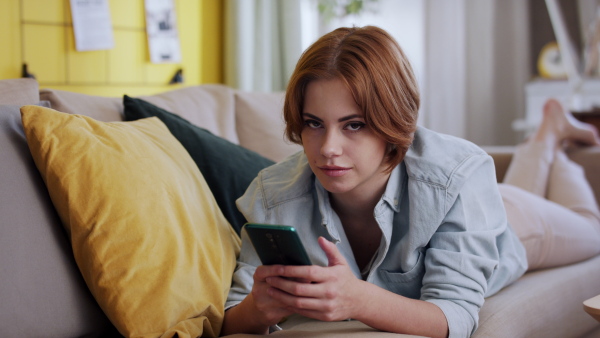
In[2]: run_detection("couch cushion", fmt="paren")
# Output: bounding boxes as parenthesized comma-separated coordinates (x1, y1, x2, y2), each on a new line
(235, 91, 303, 162)
(582, 325, 600, 338)
(474, 254, 600, 338)
(0, 104, 114, 337)
(123, 95, 274, 234)
(40, 88, 123, 121)
(40, 84, 240, 143)
(0, 78, 39, 105)
(21, 105, 241, 337)
(224, 317, 425, 337)
(141, 84, 239, 144)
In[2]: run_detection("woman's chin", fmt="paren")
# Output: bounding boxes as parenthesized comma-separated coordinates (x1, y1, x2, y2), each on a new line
(317, 178, 354, 195)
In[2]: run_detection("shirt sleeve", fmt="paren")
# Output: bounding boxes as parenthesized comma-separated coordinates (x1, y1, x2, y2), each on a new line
(225, 231, 261, 309)
(225, 174, 267, 309)
(420, 154, 524, 338)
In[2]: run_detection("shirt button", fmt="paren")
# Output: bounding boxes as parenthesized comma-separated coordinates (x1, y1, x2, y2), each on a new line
(394, 198, 399, 206)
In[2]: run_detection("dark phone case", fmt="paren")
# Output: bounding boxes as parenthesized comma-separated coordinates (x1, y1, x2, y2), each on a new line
(244, 223, 312, 266)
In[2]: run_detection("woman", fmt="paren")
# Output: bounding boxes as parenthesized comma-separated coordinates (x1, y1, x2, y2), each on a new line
(221, 26, 600, 338)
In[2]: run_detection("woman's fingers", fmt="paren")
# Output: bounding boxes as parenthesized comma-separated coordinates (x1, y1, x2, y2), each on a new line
(254, 238, 361, 322)
(267, 275, 320, 297)
(266, 278, 352, 322)
(318, 236, 348, 267)
(267, 281, 335, 313)
(254, 264, 289, 281)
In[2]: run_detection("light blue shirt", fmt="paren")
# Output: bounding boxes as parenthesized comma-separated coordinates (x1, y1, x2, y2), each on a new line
(226, 126, 527, 338)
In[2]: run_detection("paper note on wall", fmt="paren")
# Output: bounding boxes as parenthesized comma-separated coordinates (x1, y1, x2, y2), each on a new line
(145, 0, 182, 63)
(69, 0, 114, 51)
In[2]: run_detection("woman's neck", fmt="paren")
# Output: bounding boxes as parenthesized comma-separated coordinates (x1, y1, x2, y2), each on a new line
(328, 173, 390, 272)
(329, 172, 391, 220)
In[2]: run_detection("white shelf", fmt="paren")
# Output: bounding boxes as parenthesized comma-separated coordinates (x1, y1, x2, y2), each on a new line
(514, 79, 600, 135)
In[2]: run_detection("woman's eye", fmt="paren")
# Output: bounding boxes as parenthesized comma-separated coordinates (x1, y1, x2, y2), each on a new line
(304, 120, 322, 128)
(346, 122, 365, 131)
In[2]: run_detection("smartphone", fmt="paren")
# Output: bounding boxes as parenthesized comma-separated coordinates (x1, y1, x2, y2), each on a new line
(244, 223, 312, 266)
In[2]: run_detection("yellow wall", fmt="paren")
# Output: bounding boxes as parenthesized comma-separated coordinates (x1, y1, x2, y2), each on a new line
(0, 0, 223, 96)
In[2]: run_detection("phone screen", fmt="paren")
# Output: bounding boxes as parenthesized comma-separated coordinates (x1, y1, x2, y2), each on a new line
(244, 223, 312, 266)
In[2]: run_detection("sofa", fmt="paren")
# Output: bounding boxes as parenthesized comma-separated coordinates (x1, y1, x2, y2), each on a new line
(1, 77, 599, 338)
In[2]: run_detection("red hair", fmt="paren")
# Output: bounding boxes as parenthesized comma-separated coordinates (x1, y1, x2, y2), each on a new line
(284, 26, 420, 172)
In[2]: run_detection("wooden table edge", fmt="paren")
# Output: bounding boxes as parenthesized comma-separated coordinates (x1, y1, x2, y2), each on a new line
(584, 294, 600, 322)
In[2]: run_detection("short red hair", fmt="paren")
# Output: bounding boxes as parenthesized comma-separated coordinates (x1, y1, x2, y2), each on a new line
(284, 26, 420, 172)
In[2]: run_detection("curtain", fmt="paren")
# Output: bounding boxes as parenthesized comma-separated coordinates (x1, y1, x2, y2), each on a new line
(224, 0, 318, 92)
(422, 0, 530, 145)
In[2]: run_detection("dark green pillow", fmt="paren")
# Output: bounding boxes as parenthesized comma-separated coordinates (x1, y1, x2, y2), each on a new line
(123, 95, 274, 235)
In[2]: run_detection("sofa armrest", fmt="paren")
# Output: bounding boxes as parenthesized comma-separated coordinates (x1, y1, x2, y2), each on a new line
(483, 145, 600, 206)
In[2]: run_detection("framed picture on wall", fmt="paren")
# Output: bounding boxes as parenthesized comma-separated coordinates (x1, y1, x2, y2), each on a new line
(69, 0, 114, 51)
(144, 0, 182, 64)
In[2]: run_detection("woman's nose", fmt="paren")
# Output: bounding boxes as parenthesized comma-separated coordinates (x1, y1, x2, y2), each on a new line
(321, 130, 343, 158)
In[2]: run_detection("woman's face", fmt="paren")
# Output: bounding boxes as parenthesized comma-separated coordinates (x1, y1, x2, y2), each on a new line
(301, 78, 390, 201)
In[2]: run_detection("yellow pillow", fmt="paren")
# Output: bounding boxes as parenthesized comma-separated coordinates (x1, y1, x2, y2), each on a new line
(21, 106, 241, 338)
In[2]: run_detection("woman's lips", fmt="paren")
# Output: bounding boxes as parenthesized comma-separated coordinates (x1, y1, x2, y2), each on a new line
(319, 166, 351, 177)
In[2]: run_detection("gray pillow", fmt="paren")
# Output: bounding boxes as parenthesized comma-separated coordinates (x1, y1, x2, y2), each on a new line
(0, 104, 117, 337)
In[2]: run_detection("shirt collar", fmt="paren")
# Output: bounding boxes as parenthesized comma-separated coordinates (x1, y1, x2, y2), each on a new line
(314, 179, 341, 242)
(380, 163, 404, 213)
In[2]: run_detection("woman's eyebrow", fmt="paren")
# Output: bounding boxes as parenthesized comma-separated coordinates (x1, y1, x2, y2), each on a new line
(302, 113, 323, 122)
(338, 114, 362, 122)
(302, 113, 363, 122)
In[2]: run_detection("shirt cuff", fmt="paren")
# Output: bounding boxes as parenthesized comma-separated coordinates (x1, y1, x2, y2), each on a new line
(426, 298, 476, 338)
(224, 301, 241, 312)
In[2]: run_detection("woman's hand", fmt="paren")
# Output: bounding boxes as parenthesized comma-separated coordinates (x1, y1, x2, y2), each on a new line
(221, 263, 297, 335)
(223, 236, 360, 336)
(224, 237, 449, 338)
(261, 237, 449, 338)
(264, 237, 365, 322)
(248, 264, 297, 327)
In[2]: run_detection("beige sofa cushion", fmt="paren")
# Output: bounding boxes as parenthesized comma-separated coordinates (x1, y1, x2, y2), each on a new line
(40, 88, 123, 122)
(40, 84, 240, 143)
(0, 104, 113, 336)
(0, 78, 39, 106)
(474, 254, 600, 338)
(235, 91, 303, 162)
(225, 317, 424, 337)
(583, 325, 600, 338)
(141, 84, 239, 144)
